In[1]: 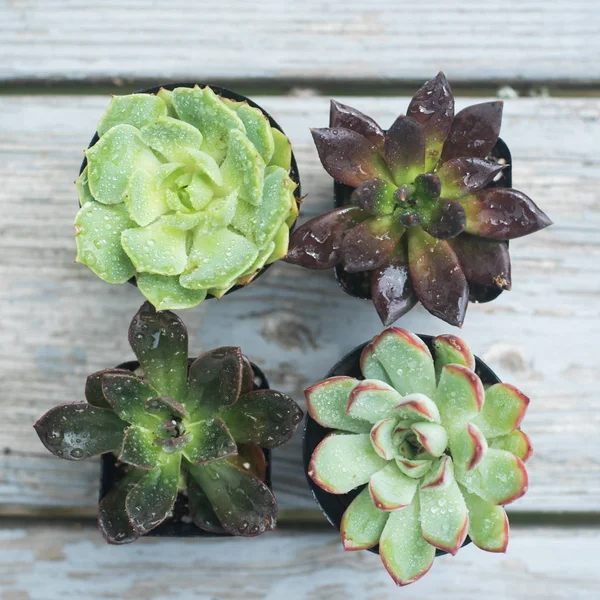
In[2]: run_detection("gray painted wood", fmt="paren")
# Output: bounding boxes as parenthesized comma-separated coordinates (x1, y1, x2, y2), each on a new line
(1, 95, 599, 518)
(0, 522, 598, 598)
(1, 0, 599, 84)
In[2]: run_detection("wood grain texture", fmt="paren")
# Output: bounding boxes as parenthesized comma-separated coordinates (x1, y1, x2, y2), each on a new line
(0, 522, 598, 599)
(1, 0, 599, 84)
(0, 95, 599, 519)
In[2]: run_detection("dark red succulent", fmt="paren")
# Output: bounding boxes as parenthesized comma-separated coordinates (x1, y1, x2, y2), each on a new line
(285, 73, 552, 327)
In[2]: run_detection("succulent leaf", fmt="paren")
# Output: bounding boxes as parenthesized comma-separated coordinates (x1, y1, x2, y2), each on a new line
(123, 169, 170, 227)
(311, 127, 392, 187)
(139, 116, 204, 162)
(98, 94, 167, 137)
(432, 334, 475, 378)
(309, 433, 387, 494)
(186, 471, 225, 534)
(305, 377, 371, 433)
(379, 498, 436, 586)
(346, 379, 401, 423)
(456, 448, 528, 505)
(185, 347, 244, 418)
(419, 459, 469, 554)
(360, 342, 393, 386)
(285, 206, 368, 269)
(473, 383, 530, 438)
(85, 368, 133, 409)
(440, 101, 503, 163)
(180, 228, 258, 290)
(98, 468, 145, 544)
(407, 228, 469, 327)
(370, 244, 417, 326)
(144, 395, 188, 420)
(75, 202, 136, 284)
(462, 188, 552, 240)
(220, 129, 265, 206)
(371, 328, 436, 397)
(370, 418, 400, 460)
(350, 178, 397, 215)
(341, 486, 389, 550)
(126, 453, 181, 534)
(341, 216, 404, 273)
(76, 167, 94, 205)
(187, 459, 277, 536)
(369, 462, 418, 510)
(421, 198, 466, 240)
(329, 100, 385, 149)
(87, 124, 161, 205)
(136, 274, 208, 311)
(489, 430, 533, 462)
(182, 419, 237, 464)
(236, 103, 275, 164)
(411, 422, 448, 457)
(119, 425, 162, 469)
(461, 486, 509, 552)
(384, 116, 425, 185)
(406, 72, 455, 171)
(121, 220, 188, 276)
(34, 403, 126, 460)
(437, 158, 505, 199)
(171, 86, 245, 163)
(395, 457, 433, 479)
(269, 128, 293, 169)
(221, 389, 303, 448)
(395, 393, 441, 424)
(128, 303, 188, 401)
(435, 364, 484, 427)
(101, 373, 161, 429)
(448, 234, 511, 302)
(449, 422, 488, 472)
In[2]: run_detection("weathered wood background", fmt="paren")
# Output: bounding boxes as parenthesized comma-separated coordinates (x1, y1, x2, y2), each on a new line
(1, 1, 599, 598)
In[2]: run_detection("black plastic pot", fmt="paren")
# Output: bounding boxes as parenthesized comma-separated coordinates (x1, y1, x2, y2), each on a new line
(302, 334, 502, 556)
(99, 359, 272, 538)
(333, 139, 512, 302)
(79, 82, 301, 298)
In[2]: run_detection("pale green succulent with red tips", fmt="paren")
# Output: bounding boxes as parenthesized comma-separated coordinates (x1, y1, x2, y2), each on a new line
(34, 302, 303, 544)
(306, 328, 531, 586)
(75, 85, 298, 310)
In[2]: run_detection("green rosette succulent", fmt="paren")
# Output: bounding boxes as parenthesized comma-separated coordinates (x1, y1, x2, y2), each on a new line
(306, 328, 531, 586)
(75, 85, 299, 310)
(34, 302, 303, 544)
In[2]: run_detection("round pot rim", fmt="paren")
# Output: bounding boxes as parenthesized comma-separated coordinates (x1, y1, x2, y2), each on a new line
(78, 81, 301, 300)
(302, 333, 502, 557)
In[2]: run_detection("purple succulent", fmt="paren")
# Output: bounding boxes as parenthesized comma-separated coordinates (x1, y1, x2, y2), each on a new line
(285, 73, 552, 327)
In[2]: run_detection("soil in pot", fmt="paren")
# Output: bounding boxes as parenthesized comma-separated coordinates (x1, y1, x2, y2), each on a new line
(302, 334, 502, 556)
(100, 360, 272, 538)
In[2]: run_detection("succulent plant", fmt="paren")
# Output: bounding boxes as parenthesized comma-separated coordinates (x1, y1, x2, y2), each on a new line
(75, 85, 299, 310)
(285, 72, 551, 326)
(34, 302, 303, 544)
(306, 327, 531, 586)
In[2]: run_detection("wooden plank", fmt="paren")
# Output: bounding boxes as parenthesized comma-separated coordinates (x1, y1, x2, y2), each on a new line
(0, 95, 599, 519)
(1, 0, 600, 85)
(0, 522, 598, 598)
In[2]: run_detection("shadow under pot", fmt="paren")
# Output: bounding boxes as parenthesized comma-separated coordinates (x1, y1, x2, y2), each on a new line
(78, 82, 301, 301)
(333, 139, 512, 303)
(100, 359, 272, 539)
(302, 334, 502, 556)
